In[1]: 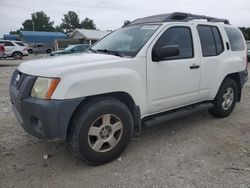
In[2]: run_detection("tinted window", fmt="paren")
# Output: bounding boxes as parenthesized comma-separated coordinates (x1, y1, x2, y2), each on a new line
(4, 42, 14, 46)
(153, 27, 194, 60)
(15, 42, 25, 46)
(197, 25, 224, 57)
(225, 27, 245, 51)
(197, 26, 216, 56)
(211, 27, 224, 54)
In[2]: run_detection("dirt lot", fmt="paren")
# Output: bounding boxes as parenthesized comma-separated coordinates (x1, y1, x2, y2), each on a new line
(0, 55, 250, 188)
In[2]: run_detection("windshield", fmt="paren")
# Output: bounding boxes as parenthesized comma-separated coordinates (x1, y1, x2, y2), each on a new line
(90, 25, 160, 57)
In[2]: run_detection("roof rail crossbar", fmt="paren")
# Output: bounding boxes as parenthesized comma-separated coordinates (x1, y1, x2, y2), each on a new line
(168, 12, 230, 24)
(129, 12, 230, 25)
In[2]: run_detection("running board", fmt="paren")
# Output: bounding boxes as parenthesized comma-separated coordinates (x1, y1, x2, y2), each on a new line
(143, 103, 213, 128)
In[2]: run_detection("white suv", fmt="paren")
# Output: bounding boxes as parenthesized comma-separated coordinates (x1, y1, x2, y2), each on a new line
(10, 12, 248, 165)
(0, 40, 29, 59)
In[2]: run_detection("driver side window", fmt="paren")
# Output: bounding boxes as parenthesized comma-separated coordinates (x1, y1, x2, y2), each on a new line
(152, 26, 194, 61)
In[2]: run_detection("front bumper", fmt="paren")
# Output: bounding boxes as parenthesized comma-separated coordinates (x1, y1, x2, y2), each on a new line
(10, 70, 83, 140)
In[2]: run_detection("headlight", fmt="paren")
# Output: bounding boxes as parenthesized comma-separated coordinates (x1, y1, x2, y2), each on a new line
(30, 77, 60, 99)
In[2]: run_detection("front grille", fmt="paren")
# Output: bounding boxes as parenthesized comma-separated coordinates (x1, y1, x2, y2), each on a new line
(10, 70, 37, 100)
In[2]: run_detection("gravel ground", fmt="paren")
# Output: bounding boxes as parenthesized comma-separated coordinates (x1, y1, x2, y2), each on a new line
(0, 55, 250, 188)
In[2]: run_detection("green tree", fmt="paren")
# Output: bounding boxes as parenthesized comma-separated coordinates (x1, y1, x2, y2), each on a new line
(54, 25, 63, 32)
(239, 27, 250, 40)
(9, 29, 21, 35)
(60, 11, 81, 34)
(22, 11, 55, 31)
(122, 20, 131, 27)
(80, 17, 96, 30)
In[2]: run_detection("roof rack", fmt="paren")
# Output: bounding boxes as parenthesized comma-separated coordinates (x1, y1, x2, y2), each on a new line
(129, 12, 230, 25)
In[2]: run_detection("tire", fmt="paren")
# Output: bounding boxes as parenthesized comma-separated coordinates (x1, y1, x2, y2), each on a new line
(208, 78, 238, 118)
(46, 49, 52, 53)
(69, 97, 134, 165)
(28, 49, 33, 54)
(12, 52, 23, 60)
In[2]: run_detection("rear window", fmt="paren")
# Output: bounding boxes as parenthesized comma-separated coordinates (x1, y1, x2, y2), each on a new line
(224, 27, 245, 51)
(15, 42, 25, 46)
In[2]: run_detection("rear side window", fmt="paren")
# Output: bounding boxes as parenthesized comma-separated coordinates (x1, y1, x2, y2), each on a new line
(197, 25, 224, 57)
(153, 26, 194, 60)
(225, 27, 245, 51)
(211, 27, 224, 54)
(4, 42, 15, 46)
(15, 42, 25, 46)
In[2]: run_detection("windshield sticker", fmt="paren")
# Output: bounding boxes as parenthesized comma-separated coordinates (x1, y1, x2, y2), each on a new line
(141, 25, 159, 30)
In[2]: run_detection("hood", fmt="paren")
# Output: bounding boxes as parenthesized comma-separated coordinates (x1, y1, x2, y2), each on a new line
(19, 53, 125, 77)
(51, 50, 66, 54)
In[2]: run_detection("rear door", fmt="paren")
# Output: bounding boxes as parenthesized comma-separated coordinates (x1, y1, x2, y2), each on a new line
(195, 24, 226, 100)
(3, 41, 15, 56)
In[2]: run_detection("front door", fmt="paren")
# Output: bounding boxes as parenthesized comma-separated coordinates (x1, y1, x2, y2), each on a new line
(147, 25, 201, 113)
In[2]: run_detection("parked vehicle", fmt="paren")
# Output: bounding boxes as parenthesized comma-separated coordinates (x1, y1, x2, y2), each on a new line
(27, 43, 53, 54)
(0, 43, 7, 59)
(10, 12, 248, 165)
(50, 44, 90, 56)
(0, 40, 29, 59)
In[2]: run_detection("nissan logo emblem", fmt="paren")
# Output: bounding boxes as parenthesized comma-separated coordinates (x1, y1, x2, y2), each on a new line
(15, 74, 20, 85)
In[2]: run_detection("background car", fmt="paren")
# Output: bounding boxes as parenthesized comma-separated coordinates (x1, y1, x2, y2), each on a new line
(0, 40, 29, 59)
(50, 44, 90, 56)
(0, 43, 7, 59)
(27, 43, 53, 54)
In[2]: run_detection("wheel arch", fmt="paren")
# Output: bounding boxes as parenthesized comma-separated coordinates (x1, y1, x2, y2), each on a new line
(12, 51, 23, 56)
(224, 72, 242, 102)
(66, 91, 141, 142)
(215, 72, 242, 102)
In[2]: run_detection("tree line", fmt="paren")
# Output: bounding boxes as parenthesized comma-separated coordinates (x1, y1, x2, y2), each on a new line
(10, 11, 132, 35)
(10, 11, 250, 40)
(10, 11, 98, 35)
(239, 27, 250, 40)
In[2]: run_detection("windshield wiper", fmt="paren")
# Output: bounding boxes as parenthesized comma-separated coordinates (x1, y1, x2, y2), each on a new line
(96, 49, 124, 58)
(88, 48, 97, 53)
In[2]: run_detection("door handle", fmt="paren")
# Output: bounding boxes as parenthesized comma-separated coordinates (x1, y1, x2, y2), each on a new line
(190, 64, 200, 69)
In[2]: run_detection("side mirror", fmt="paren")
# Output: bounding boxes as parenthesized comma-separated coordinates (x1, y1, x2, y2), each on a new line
(153, 45, 180, 62)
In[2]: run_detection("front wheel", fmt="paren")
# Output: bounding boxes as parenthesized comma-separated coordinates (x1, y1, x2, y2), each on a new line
(70, 97, 134, 165)
(209, 78, 238, 118)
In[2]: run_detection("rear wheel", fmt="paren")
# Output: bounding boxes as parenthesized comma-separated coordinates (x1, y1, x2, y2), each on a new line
(209, 78, 238, 118)
(46, 49, 52, 53)
(28, 49, 33, 54)
(12, 52, 23, 60)
(69, 97, 133, 165)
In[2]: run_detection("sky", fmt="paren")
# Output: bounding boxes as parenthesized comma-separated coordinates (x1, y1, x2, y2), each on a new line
(0, 0, 250, 37)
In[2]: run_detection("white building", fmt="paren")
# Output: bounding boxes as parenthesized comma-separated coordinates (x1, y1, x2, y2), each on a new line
(70, 29, 111, 45)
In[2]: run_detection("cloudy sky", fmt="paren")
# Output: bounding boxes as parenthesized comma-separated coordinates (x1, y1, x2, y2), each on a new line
(0, 0, 250, 37)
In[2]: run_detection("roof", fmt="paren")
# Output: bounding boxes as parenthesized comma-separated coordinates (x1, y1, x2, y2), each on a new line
(20, 31, 68, 43)
(70, 29, 110, 40)
(130, 12, 230, 26)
